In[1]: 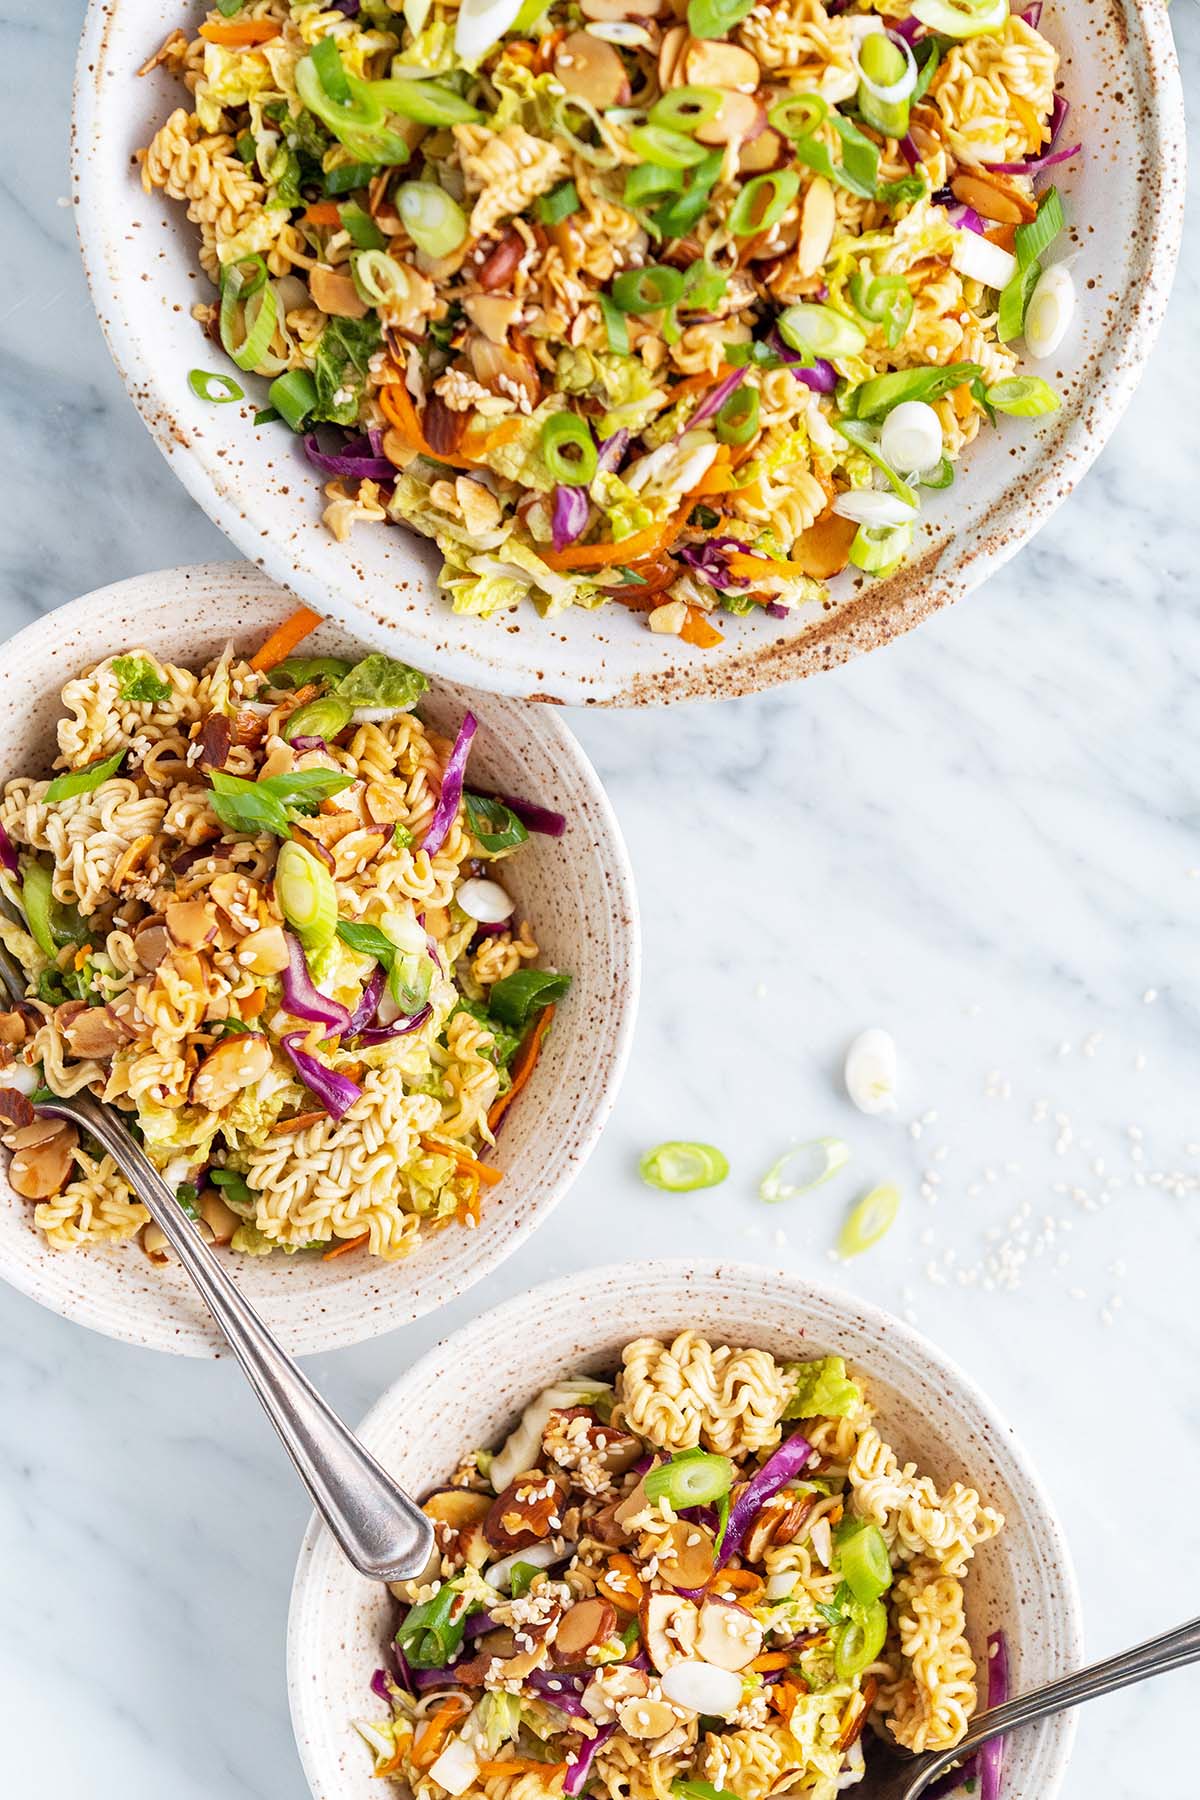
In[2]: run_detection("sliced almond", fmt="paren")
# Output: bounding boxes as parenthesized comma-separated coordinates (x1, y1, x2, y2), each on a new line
(309, 263, 370, 319)
(612, 1472, 654, 1530)
(59, 1004, 126, 1061)
(655, 1519, 717, 1591)
(0, 1088, 34, 1131)
(796, 176, 836, 277)
(695, 91, 767, 147)
(554, 31, 630, 108)
(199, 1188, 240, 1246)
(694, 1596, 763, 1671)
(484, 1472, 568, 1553)
(618, 1695, 678, 1739)
(333, 826, 391, 880)
(190, 1033, 272, 1111)
(0, 1012, 27, 1047)
(739, 127, 785, 173)
(165, 899, 218, 949)
(9, 1118, 78, 1198)
(790, 511, 860, 580)
(683, 39, 760, 92)
(582, 0, 664, 15)
(950, 170, 1037, 225)
(582, 1666, 648, 1719)
(658, 22, 689, 89)
(640, 1591, 700, 1674)
(236, 924, 290, 976)
(141, 1220, 171, 1265)
(133, 920, 173, 971)
(554, 1597, 618, 1660)
(463, 293, 522, 345)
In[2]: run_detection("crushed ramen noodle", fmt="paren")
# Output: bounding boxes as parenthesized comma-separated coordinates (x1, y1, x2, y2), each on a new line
(138, 0, 1078, 641)
(0, 619, 570, 1262)
(356, 1336, 1005, 1796)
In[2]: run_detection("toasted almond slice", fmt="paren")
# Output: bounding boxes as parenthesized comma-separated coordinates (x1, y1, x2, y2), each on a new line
(618, 1695, 679, 1739)
(696, 91, 767, 147)
(554, 31, 630, 108)
(951, 169, 1037, 224)
(658, 22, 689, 89)
(694, 1596, 763, 1671)
(190, 1033, 272, 1111)
(166, 899, 218, 949)
(310, 264, 370, 319)
(656, 1519, 717, 1591)
(9, 1119, 78, 1198)
(60, 1003, 126, 1061)
(796, 176, 836, 277)
(684, 39, 760, 91)
(739, 127, 785, 173)
(640, 1591, 700, 1673)
(555, 1597, 618, 1660)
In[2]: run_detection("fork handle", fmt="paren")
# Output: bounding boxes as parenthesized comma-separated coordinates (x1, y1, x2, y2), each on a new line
(917, 1614, 1200, 1793)
(43, 1088, 433, 1583)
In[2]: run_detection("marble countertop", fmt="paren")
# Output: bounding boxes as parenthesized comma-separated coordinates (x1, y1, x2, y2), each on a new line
(1, 4, 1197, 1794)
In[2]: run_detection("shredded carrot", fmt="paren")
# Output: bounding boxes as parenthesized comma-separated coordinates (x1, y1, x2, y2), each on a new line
(711, 1567, 764, 1598)
(668, 364, 737, 407)
(379, 384, 485, 470)
(420, 1134, 505, 1187)
(532, 27, 565, 72)
(478, 1762, 569, 1780)
(303, 200, 343, 227)
(769, 1678, 803, 1721)
(455, 1166, 482, 1227)
(73, 945, 90, 972)
(199, 17, 281, 43)
(488, 1003, 555, 1130)
(250, 606, 324, 672)
(464, 416, 524, 456)
(323, 1232, 370, 1261)
(1009, 89, 1047, 149)
(373, 1743, 407, 1780)
(542, 507, 690, 571)
(597, 1554, 644, 1614)
(985, 221, 1018, 252)
(752, 1650, 794, 1673)
(411, 1697, 471, 1770)
(680, 606, 724, 649)
(241, 987, 267, 1020)
(270, 1108, 326, 1136)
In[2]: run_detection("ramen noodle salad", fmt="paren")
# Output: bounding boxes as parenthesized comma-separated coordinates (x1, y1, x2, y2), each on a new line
(138, 0, 1080, 644)
(0, 612, 570, 1262)
(358, 1333, 1006, 1797)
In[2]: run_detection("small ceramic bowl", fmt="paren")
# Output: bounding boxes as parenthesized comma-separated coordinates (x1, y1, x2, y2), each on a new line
(0, 563, 639, 1357)
(72, 0, 1185, 704)
(287, 1259, 1083, 1800)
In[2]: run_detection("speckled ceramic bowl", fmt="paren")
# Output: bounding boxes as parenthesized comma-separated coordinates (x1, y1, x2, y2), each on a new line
(288, 1259, 1082, 1800)
(72, 1, 1184, 704)
(0, 564, 639, 1357)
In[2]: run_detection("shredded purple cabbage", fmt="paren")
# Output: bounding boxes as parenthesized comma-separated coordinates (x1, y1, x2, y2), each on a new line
(596, 427, 630, 475)
(980, 1629, 1009, 1800)
(412, 1667, 461, 1693)
(389, 1632, 417, 1695)
(948, 205, 987, 235)
(303, 428, 394, 481)
(718, 1430, 813, 1567)
(287, 735, 328, 754)
(281, 933, 353, 1038)
(527, 1670, 592, 1717)
(552, 483, 591, 552)
(899, 132, 920, 168)
(1021, 1, 1042, 24)
(370, 1667, 393, 1705)
(984, 140, 1082, 176)
(422, 712, 476, 858)
(355, 1003, 433, 1047)
(685, 365, 746, 433)
(891, 12, 923, 40)
(330, 0, 360, 13)
(767, 333, 838, 392)
(347, 964, 387, 1035)
(765, 602, 790, 619)
(0, 822, 17, 877)
(464, 1611, 497, 1639)
(281, 1031, 363, 1120)
(677, 537, 752, 592)
(564, 1722, 616, 1795)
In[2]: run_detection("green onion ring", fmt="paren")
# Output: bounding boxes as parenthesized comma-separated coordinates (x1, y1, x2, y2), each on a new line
(540, 411, 598, 484)
(728, 168, 801, 238)
(639, 1140, 729, 1192)
(648, 86, 725, 134)
(611, 264, 685, 314)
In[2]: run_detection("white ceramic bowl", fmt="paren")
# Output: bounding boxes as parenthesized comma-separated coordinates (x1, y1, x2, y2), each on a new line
(0, 563, 639, 1357)
(72, 2, 1184, 705)
(288, 1259, 1082, 1800)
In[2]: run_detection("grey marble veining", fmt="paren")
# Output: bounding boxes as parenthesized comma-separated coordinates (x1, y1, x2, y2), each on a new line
(0, 2, 1198, 1794)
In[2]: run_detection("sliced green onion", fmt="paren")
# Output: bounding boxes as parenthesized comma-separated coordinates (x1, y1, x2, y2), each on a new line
(728, 169, 800, 238)
(778, 302, 867, 360)
(639, 1141, 729, 1192)
(254, 406, 281, 427)
(985, 375, 1061, 417)
(600, 293, 630, 355)
(849, 361, 982, 420)
(628, 124, 710, 170)
(340, 202, 384, 250)
(682, 263, 728, 310)
(835, 1520, 893, 1606)
(912, 40, 941, 103)
(488, 968, 570, 1028)
(768, 92, 829, 142)
(625, 163, 681, 206)
(645, 1451, 734, 1508)
(859, 30, 908, 89)
(45, 751, 124, 802)
(235, 129, 256, 165)
(687, 0, 754, 39)
(311, 34, 352, 105)
(996, 256, 1041, 344)
(397, 181, 468, 258)
(269, 368, 319, 433)
(216, 0, 244, 14)
(759, 1137, 850, 1203)
(837, 1183, 900, 1258)
(219, 256, 278, 372)
(856, 31, 914, 139)
(368, 75, 482, 126)
(541, 411, 598, 484)
(324, 161, 382, 196)
(834, 416, 917, 505)
(463, 793, 528, 853)
(282, 696, 354, 744)
(919, 456, 955, 490)
(188, 368, 244, 405)
(648, 86, 725, 134)
(650, 148, 723, 238)
(21, 864, 59, 960)
(848, 273, 913, 349)
(534, 180, 580, 226)
(275, 839, 339, 955)
(612, 265, 685, 314)
(295, 56, 412, 166)
(789, 115, 879, 201)
(834, 1600, 888, 1680)
(1015, 184, 1064, 269)
(715, 383, 760, 446)
(911, 0, 1008, 38)
(850, 521, 913, 574)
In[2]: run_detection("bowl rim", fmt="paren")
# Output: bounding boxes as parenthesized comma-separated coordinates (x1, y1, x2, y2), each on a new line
(0, 563, 642, 1355)
(70, 0, 1187, 706)
(286, 1256, 1083, 1800)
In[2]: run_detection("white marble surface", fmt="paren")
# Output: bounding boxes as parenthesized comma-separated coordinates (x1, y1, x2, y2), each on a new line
(0, 3, 1197, 1793)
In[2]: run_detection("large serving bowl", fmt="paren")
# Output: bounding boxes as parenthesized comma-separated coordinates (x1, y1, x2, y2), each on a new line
(0, 563, 639, 1356)
(287, 1259, 1082, 1800)
(72, 1, 1184, 705)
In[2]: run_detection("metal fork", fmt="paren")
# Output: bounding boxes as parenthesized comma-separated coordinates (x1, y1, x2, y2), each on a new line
(868, 1612, 1200, 1798)
(0, 932, 433, 1584)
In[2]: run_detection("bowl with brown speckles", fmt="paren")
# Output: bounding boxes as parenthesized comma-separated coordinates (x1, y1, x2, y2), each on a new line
(0, 563, 639, 1356)
(72, 0, 1185, 705)
(287, 1258, 1082, 1799)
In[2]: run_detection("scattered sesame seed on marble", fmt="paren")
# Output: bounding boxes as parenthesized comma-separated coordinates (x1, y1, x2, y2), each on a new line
(1143, 988, 1158, 1004)
(1057, 1041, 1072, 1058)
(1133, 1053, 1147, 1071)
(1068, 1287, 1087, 1301)
(921, 1109, 938, 1125)
(932, 1144, 949, 1163)
(967, 1183, 981, 1199)
(773, 1228, 787, 1249)
(1082, 1032, 1102, 1057)
(909, 1121, 922, 1140)
(1108, 1259, 1127, 1277)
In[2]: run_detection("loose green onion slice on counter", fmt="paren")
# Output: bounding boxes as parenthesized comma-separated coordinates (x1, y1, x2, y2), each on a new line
(1015, 184, 1064, 268)
(715, 383, 760, 446)
(612, 265, 685, 314)
(835, 1520, 893, 1606)
(628, 123, 711, 170)
(985, 375, 1061, 416)
(639, 1141, 730, 1192)
(687, 0, 755, 39)
(45, 751, 124, 802)
(759, 1137, 851, 1203)
(768, 92, 829, 141)
(834, 1600, 889, 1680)
(837, 1183, 900, 1257)
(778, 302, 867, 360)
(189, 368, 244, 404)
(397, 181, 469, 258)
(648, 85, 725, 133)
(268, 369, 318, 432)
(275, 840, 339, 955)
(848, 273, 914, 348)
(540, 411, 598, 484)
(645, 1450, 735, 1508)
(282, 696, 354, 744)
(625, 163, 681, 207)
(535, 180, 580, 225)
(728, 169, 801, 238)
(339, 202, 384, 250)
(600, 293, 630, 355)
